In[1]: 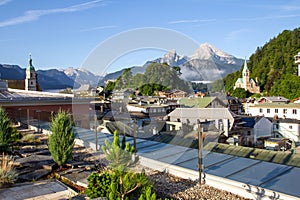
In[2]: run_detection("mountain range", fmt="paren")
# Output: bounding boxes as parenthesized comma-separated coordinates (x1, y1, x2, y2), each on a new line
(0, 42, 243, 90)
(0, 65, 99, 90)
(99, 43, 244, 85)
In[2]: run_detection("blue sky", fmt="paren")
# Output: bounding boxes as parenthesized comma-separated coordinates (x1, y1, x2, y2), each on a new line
(0, 0, 299, 74)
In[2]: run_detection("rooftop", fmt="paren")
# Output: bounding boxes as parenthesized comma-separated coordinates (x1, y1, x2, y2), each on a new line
(179, 96, 225, 108)
(252, 103, 300, 108)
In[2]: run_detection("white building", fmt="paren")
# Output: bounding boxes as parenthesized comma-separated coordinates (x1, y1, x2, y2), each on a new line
(248, 103, 300, 120)
(167, 108, 235, 136)
(273, 118, 300, 142)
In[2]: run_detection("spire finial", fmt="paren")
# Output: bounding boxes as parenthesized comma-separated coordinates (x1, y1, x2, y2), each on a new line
(29, 53, 33, 66)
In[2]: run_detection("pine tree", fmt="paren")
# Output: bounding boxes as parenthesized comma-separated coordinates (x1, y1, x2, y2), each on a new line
(48, 110, 75, 167)
(0, 108, 19, 152)
(101, 130, 136, 171)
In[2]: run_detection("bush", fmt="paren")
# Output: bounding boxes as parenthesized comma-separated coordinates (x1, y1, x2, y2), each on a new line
(86, 169, 154, 200)
(48, 110, 75, 167)
(0, 153, 18, 186)
(86, 171, 113, 198)
(20, 134, 41, 144)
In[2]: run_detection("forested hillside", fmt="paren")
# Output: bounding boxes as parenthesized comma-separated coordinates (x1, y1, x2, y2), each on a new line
(104, 62, 192, 96)
(222, 28, 300, 99)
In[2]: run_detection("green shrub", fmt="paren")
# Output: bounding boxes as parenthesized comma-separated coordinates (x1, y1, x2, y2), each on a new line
(86, 171, 114, 198)
(139, 187, 157, 200)
(86, 169, 154, 200)
(48, 110, 75, 167)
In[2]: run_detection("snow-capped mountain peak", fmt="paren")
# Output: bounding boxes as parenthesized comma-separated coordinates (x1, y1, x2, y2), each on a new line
(192, 42, 237, 64)
(159, 49, 188, 66)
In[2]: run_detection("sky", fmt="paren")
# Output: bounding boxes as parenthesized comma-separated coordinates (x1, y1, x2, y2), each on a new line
(0, 0, 299, 74)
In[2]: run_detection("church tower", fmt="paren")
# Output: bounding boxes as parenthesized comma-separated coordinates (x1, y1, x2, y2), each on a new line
(25, 54, 37, 91)
(242, 58, 249, 89)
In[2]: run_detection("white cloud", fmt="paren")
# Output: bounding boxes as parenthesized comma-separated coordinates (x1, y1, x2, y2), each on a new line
(168, 19, 216, 24)
(80, 25, 117, 32)
(0, 0, 11, 6)
(0, 0, 105, 28)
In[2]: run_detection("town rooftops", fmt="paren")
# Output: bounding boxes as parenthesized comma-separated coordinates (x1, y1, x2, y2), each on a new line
(258, 96, 289, 104)
(179, 96, 226, 108)
(252, 102, 300, 108)
(268, 117, 300, 124)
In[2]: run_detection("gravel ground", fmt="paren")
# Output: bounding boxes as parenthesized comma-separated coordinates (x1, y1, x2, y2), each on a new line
(147, 170, 251, 200)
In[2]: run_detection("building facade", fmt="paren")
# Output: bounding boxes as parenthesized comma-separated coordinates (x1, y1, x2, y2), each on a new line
(248, 103, 300, 120)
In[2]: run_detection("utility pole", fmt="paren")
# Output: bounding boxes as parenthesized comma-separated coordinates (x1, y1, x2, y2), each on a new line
(94, 112, 98, 151)
(133, 120, 137, 153)
(197, 119, 204, 185)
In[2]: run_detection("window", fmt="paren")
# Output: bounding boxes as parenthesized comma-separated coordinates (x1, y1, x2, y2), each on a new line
(292, 109, 297, 114)
(283, 109, 287, 114)
(267, 109, 270, 113)
(275, 109, 278, 113)
(259, 108, 263, 113)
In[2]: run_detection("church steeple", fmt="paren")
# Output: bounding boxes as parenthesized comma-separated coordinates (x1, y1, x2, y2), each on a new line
(242, 57, 248, 73)
(25, 54, 37, 91)
(242, 57, 249, 88)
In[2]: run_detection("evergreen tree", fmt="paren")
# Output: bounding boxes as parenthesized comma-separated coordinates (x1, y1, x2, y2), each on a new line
(101, 130, 136, 171)
(48, 110, 75, 167)
(0, 108, 20, 152)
